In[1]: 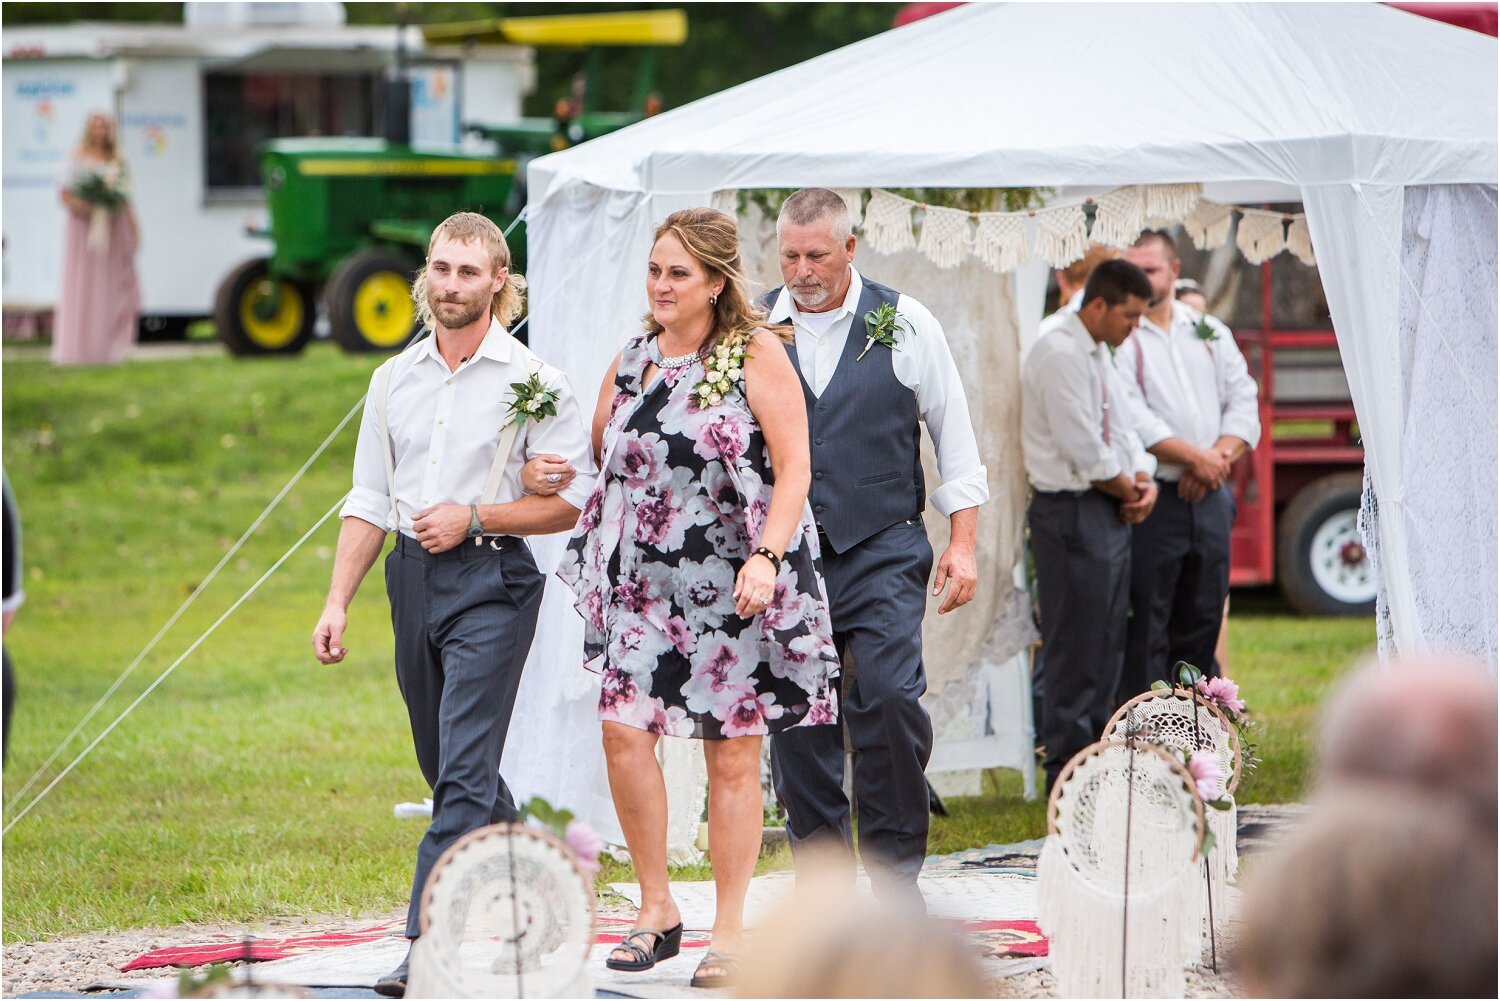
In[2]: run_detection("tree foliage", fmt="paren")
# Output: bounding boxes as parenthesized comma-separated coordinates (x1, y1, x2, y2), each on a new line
(2, 2, 904, 117)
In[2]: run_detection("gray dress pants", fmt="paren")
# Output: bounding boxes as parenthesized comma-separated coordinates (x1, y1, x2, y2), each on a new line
(1119, 481, 1234, 704)
(770, 518, 934, 903)
(1028, 489, 1131, 794)
(385, 533, 544, 939)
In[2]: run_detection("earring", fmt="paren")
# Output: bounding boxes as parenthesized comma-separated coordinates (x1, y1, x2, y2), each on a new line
(710, 293, 719, 306)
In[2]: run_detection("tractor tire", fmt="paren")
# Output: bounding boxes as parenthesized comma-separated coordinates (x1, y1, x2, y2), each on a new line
(214, 258, 316, 357)
(1277, 472, 1377, 617)
(326, 249, 421, 353)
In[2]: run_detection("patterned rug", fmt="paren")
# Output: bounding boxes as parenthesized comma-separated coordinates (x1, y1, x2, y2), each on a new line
(118, 838, 1060, 976)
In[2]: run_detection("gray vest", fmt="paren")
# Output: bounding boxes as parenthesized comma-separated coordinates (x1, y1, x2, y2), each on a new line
(763, 279, 925, 554)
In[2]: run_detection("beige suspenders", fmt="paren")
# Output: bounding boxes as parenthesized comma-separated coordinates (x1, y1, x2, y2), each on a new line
(372, 354, 541, 534)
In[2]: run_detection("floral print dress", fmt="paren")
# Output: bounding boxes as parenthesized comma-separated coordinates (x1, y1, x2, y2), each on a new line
(557, 333, 839, 739)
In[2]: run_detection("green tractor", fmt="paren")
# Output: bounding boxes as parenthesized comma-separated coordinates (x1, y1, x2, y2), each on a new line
(213, 9, 684, 356)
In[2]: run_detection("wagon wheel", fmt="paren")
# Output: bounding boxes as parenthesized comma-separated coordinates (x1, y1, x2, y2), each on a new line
(214, 257, 316, 356)
(326, 249, 421, 353)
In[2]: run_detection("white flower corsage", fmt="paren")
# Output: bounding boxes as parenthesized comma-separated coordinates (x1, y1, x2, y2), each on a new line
(692, 332, 751, 410)
(506, 371, 560, 427)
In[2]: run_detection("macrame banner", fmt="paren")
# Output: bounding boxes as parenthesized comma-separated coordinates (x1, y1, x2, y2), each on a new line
(713, 185, 1315, 276)
(1183, 199, 1236, 251)
(1090, 187, 1146, 248)
(917, 204, 974, 269)
(861, 189, 918, 255)
(1286, 215, 1316, 265)
(1144, 182, 1203, 227)
(974, 212, 1029, 273)
(1033, 204, 1089, 268)
(1236, 207, 1289, 264)
(834, 188, 866, 231)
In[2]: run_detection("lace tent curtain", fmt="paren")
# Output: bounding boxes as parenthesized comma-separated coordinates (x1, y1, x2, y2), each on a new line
(1369, 184, 1498, 667)
(735, 201, 1037, 743)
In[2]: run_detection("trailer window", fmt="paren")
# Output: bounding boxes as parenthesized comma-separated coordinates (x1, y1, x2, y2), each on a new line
(204, 72, 377, 192)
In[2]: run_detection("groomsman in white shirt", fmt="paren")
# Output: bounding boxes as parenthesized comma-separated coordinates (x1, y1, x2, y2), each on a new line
(311, 213, 595, 997)
(1021, 259, 1159, 793)
(1115, 230, 1260, 700)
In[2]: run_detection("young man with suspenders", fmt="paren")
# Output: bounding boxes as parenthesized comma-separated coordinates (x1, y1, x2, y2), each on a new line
(311, 213, 594, 998)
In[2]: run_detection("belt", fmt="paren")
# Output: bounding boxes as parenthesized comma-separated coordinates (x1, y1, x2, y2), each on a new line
(1031, 487, 1090, 499)
(395, 532, 521, 561)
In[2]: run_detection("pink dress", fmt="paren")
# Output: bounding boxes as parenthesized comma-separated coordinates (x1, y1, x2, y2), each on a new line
(50, 156, 141, 366)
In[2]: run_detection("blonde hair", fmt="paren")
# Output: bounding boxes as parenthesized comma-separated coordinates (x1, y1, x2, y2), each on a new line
(77, 112, 119, 162)
(411, 212, 527, 330)
(643, 207, 790, 347)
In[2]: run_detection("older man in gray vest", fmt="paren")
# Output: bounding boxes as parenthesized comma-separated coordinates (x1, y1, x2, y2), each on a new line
(763, 188, 988, 903)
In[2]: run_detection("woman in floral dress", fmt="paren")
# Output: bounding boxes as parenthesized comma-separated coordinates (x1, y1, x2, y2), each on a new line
(555, 207, 838, 988)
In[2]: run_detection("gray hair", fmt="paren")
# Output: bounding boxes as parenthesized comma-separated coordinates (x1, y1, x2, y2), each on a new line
(776, 188, 852, 243)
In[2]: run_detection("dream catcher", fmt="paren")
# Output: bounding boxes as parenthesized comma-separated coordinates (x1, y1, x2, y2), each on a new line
(1105, 687, 1242, 966)
(1037, 739, 1206, 998)
(406, 823, 596, 998)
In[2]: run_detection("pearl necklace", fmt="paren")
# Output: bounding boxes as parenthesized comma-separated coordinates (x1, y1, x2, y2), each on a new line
(656, 344, 705, 369)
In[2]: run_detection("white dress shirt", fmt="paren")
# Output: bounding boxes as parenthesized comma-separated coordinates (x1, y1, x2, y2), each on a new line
(1112, 300, 1261, 481)
(766, 266, 990, 516)
(340, 318, 596, 539)
(1021, 312, 1156, 493)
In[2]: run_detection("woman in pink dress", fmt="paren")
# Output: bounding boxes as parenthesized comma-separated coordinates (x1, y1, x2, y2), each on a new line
(52, 112, 141, 366)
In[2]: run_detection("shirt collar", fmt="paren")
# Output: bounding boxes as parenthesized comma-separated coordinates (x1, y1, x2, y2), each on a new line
(769, 264, 863, 323)
(416, 316, 514, 368)
(1060, 310, 1106, 358)
(1139, 299, 1195, 338)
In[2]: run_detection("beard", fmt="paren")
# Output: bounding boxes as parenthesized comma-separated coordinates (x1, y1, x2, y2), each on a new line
(429, 290, 491, 330)
(788, 281, 830, 309)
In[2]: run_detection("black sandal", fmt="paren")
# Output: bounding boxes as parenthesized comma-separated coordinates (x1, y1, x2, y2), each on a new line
(689, 949, 739, 989)
(605, 922, 684, 971)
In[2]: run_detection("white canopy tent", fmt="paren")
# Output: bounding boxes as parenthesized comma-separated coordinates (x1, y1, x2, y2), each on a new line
(503, 2, 1497, 840)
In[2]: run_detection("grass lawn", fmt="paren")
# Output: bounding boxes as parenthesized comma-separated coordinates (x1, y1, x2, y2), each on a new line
(0, 344, 1374, 941)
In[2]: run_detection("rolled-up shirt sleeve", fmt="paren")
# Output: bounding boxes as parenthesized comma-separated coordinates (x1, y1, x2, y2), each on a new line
(1039, 351, 1121, 484)
(899, 296, 990, 516)
(525, 367, 598, 511)
(340, 366, 397, 532)
(1215, 319, 1262, 449)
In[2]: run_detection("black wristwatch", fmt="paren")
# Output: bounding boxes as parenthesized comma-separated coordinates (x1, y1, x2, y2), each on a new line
(467, 504, 485, 539)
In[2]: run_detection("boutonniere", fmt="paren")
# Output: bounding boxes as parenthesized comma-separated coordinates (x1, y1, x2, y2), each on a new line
(506, 371, 560, 427)
(1194, 317, 1220, 343)
(859, 303, 909, 361)
(693, 332, 751, 409)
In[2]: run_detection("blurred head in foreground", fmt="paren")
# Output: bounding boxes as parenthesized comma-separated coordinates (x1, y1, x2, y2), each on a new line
(1318, 654, 1497, 827)
(735, 852, 987, 998)
(1234, 788, 1497, 998)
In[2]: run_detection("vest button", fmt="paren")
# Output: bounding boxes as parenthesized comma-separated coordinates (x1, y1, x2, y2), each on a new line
(814, 472, 825, 480)
(814, 504, 825, 513)
(814, 438, 824, 445)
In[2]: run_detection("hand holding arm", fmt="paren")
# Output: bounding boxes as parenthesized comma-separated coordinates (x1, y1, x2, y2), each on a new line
(520, 455, 577, 496)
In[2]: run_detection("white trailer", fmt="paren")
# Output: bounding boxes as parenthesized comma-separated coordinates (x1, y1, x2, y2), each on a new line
(2, 3, 532, 333)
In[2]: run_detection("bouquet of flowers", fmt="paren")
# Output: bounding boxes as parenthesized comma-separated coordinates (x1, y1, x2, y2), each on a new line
(73, 162, 129, 251)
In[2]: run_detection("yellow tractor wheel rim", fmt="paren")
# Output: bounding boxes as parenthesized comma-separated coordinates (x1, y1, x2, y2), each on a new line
(239, 278, 305, 349)
(352, 271, 415, 348)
